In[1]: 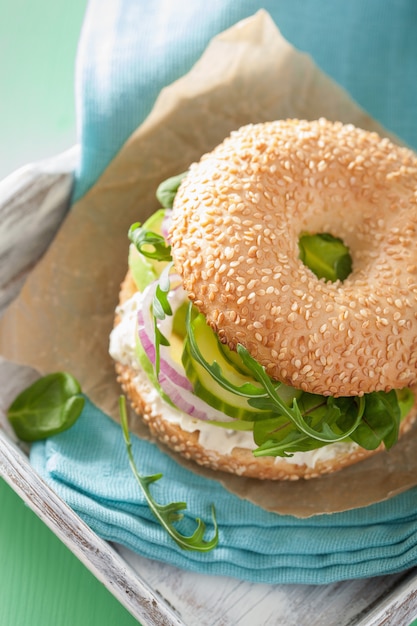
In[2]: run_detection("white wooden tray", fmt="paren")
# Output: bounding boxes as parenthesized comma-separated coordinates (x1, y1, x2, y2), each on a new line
(1, 152, 417, 626)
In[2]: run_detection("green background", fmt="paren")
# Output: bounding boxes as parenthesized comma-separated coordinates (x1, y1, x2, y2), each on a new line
(0, 0, 139, 623)
(0, 480, 139, 625)
(1, 1, 417, 624)
(1, 0, 84, 178)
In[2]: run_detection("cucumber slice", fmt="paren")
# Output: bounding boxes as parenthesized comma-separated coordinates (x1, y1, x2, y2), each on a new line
(182, 313, 300, 420)
(128, 209, 170, 290)
(182, 347, 262, 420)
(128, 245, 157, 291)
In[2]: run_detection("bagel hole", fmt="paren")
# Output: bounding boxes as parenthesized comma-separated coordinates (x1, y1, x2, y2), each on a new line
(298, 232, 352, 282)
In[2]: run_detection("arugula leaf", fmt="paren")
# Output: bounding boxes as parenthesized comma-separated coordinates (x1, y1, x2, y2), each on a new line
(7, 372, 84, 442)
(185, 305, 271, 400)
(253, 429, 328, 457)
(237, 344, 365, 444)
(119, 396, 218, 552)
(253, 395, 337, 456)
(253, 395, 359, 456)
(152, 262, 174, 377)
(156, 172, 188, 209)
(128, 222, 172, 261)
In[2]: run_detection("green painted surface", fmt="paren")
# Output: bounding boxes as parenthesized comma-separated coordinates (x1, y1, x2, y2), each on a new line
(0, 0, 85, 178)
(0, 479, 140, 625)
(0, 0, 140, 622)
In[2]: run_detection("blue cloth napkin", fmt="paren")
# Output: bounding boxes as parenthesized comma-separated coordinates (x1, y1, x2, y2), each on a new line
(31, 399, 417, 585)
(31, 1, 417, 584)
(73, 0, 417, 202)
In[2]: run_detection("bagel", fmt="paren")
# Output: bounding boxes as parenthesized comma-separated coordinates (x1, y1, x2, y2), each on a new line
(110, 118, 417, 480)
(170, 118, 417, 397)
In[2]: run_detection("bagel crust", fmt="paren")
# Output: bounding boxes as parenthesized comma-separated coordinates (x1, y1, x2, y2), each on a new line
(169, 119, 417, 397)
(112, 271, 417, 480)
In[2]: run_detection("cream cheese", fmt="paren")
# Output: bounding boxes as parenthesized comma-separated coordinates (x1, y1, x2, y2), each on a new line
(109, 293, 358, 467)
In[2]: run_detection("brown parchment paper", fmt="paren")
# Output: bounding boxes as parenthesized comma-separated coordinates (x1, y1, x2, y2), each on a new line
(1, 11, 416, 518)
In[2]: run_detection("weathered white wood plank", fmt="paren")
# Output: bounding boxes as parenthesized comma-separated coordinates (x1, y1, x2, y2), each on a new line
(354, 572, 417, 626)
(115, 544, 417, 626)
(0, 147, 78, 314)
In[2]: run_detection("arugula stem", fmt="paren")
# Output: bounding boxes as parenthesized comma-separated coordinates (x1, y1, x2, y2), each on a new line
(128, 223, 172, 261)
(152, 262, 174, 378)
(238, 344, 366, 443)
(186, 304, 273, 399)
(119, 396, 219, 552)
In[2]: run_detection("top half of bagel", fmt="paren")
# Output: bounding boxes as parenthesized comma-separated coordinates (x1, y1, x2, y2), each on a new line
(169, 118, 417, 398)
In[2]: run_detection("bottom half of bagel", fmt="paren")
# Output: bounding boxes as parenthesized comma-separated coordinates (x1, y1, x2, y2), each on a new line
(112, 272, 417, 481)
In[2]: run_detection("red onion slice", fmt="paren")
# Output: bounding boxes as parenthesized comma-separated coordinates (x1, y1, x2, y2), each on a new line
(137, 279, 235, 422)
(158, 368, 231, 421)
(137, 279, 192, 390)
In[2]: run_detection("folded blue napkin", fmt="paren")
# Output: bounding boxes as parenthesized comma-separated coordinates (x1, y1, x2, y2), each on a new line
(31, 0, 417, 585)
(30, 398, 417, 584)
(73, 0, 417, 202)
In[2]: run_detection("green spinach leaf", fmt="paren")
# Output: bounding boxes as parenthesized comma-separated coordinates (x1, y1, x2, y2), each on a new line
(7, 372, 84, 441)
(156, 172, 188, 209)
(338, 390, 400, 450)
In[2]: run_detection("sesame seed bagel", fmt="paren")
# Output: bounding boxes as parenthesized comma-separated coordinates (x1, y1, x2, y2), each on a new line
(114, 271, 417, 480)
(169, 118, 417, 397)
